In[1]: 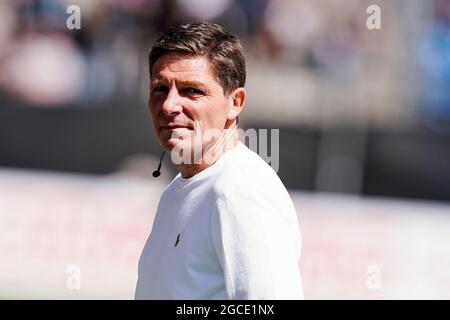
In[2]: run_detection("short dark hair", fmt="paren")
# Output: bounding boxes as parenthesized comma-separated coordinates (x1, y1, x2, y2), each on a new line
(149, 22, 246, 95)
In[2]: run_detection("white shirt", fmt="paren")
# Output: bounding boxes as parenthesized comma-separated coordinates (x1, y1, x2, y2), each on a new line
(135, 141, 304, 299)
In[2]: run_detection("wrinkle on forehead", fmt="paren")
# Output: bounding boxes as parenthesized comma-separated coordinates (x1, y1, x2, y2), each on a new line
(152, 53, 211, 80)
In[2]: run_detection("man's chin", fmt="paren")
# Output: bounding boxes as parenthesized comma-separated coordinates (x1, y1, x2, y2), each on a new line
(160, 138, 205, 161)
(161, 138, 188, 151)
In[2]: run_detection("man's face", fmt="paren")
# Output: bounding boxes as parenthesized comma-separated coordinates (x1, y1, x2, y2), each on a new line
(148, 53, 231, 152)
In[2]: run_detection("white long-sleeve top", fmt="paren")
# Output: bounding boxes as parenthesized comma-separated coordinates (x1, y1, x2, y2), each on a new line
(135, 141, 304, 300)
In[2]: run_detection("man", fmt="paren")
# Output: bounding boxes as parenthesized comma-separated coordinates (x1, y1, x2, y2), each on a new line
(135, 22, 304, 300)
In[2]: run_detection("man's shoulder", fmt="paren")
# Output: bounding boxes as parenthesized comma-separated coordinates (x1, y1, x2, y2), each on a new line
(209, 145, 299, 232)
(212, 143, 289, 202)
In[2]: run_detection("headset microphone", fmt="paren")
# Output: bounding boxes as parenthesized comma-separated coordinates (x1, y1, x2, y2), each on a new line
(152, 151, 166, 178)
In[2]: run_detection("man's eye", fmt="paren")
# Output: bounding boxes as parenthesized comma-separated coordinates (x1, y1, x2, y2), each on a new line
(152, 85, 168, 94)
(185, 88, 204, 95)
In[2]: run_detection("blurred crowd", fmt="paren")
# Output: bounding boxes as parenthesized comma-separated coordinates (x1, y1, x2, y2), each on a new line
(0, 0, 449, 127)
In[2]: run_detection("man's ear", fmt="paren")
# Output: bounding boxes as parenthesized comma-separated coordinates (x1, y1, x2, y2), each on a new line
(227, 87, 246, 121)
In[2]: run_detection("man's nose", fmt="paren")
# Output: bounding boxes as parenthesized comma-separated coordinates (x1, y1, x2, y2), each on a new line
(161, 87, 183, 115)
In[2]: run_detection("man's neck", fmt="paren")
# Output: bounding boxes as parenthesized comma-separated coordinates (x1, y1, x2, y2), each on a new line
(176, 125, 238, 179)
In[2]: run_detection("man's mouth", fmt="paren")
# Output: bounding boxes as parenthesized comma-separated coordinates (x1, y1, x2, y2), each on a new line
(160, 124, 193, 130)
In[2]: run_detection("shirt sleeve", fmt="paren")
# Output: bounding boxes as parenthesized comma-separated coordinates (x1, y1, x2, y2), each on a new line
(209, 182, 304, 300)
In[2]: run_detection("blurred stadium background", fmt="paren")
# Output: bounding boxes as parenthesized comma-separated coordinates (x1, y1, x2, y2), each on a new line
(1, 0, 450, 299)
